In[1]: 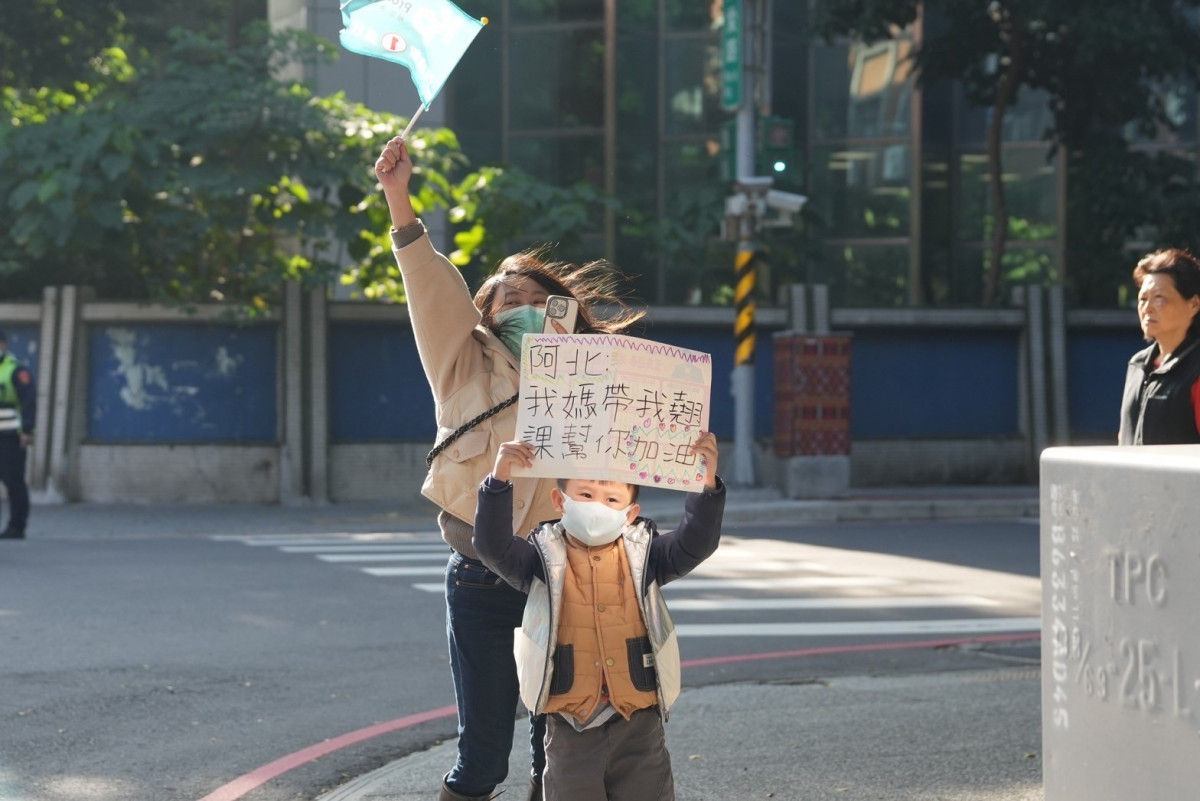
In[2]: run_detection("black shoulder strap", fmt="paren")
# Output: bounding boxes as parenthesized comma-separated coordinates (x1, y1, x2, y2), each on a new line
(425, 393, 519, 468)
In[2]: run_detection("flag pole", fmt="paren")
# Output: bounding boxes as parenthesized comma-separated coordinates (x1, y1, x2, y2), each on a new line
(399, 104, 426, 141)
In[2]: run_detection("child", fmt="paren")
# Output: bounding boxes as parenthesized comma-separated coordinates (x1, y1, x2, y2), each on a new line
(472, 433, 725, 801)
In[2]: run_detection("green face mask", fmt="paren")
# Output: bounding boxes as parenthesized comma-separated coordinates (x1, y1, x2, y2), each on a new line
(494, 305, 546, 356)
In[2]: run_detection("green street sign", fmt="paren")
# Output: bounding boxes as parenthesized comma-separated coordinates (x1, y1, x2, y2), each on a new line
(722, 0, 742, 111)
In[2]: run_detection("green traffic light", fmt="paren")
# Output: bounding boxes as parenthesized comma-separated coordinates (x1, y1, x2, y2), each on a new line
(773, 160, 786, 172)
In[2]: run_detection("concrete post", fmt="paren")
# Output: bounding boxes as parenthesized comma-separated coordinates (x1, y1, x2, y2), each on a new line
(786, 284, 807, 333)
(812, 284, 830, 335)
(1041, 445, 1200, 799)
(46, 286, 81, 501)
(280, 281, 306, 503)
(1047, 283, 1070, 444)
(307, 287, 329, 504)
(1025, 285, 1048, 464)
(29, 287, 59, 496)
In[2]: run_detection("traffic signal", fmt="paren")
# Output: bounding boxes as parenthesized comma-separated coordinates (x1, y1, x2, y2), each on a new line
(718, 115, 798, 184)
(719, 119, 738, 183)
(757, 116, 796, 186)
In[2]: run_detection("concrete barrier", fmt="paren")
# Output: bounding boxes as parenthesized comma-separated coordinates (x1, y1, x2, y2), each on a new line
(1041, 445, 1200, 799)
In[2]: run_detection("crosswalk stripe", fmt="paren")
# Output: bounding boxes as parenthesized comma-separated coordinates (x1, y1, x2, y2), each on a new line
(216, 536, 1038, 648)
(316, 553, 450, 563)
(362, 566, 449, 577)
(280, 545, 450, 554)
(668, 576, 899, 591)
(218, 536, 440, 547)
(668, 595, 1000, 611)
(676, 618, 1042, 637)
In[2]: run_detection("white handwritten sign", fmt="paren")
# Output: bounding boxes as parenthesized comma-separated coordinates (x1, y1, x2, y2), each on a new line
(511, 334, 712, 491)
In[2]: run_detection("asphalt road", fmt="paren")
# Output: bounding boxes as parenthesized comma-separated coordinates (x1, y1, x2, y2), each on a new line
(0, 514, 1040, 801)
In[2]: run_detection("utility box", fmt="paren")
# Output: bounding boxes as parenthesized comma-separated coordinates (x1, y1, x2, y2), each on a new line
(1041, 445, 1200, 799)
(772, 333, 851, 498)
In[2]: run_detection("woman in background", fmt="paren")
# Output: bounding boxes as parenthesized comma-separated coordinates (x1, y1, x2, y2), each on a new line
(1119, 248, 1200, 445)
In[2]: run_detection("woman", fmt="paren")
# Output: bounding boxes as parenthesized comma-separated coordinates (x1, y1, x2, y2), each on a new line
(1119, 248, 1200, 445)
(374, 137, 642, 801)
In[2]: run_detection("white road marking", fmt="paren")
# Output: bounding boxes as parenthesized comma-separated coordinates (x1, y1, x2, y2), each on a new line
(218, 535, 440, 547)
(280, 545, 449, 554)
(217, 533, 1040, 650)
(668, 595, 1000, 611)
(362, 566, 449, 577)
(676, 617, 1042, 637)
(317, 553, 450, 563)
(668, 576, 899, 591)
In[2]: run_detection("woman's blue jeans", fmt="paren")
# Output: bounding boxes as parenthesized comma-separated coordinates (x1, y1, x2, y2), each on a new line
(444, 551, 546, 797)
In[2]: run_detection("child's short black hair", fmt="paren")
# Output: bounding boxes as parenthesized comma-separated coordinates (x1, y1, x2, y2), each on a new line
(556, 477, 640, 504)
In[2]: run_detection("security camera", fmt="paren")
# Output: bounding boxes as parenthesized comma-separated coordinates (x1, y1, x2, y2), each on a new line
(765, 189, 808, 214)
(737, 176, 774, 192)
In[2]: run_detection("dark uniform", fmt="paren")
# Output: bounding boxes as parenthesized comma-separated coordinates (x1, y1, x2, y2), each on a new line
(0, 330, 37, 539)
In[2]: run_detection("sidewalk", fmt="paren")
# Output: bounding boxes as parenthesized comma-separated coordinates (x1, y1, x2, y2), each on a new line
(20, 483, 1039, 540)
(317, 669, 1044, 801)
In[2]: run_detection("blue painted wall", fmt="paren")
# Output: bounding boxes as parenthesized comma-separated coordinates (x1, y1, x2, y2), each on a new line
(644, 326, 1024, 440)
(1067, 330, 1145, 439)
(326, 322, 774, 443)
(74, 318, 1135, 446)
(326, 321, 1026, 445)
(87, 324, 277, 443)
(328, 323, 433, 441)
(850, 329, 1021, 438)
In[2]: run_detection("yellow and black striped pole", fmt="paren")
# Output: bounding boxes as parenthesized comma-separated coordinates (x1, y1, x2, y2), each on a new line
(734, 241, 757, 367)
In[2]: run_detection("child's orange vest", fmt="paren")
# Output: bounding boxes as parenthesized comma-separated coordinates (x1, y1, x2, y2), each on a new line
(542, 538, 659, 722)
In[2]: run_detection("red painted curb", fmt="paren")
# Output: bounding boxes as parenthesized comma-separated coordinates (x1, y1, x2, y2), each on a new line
(196, 705, 457, 801)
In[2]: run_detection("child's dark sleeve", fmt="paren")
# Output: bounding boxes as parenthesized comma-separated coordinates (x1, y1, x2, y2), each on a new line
(648, 476, 726, 587)
(472, 476, 542, 593)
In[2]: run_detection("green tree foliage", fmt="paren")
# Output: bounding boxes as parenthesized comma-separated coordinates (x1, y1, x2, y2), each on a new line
(450, 167, 617, 275)
(0, 1, 128, 91)
(815, 0, 1200, 306)
(1068, 143, 1200, 307)
(0, 22, 469, 308)
(0, 0, 265, 92)
(1, 7, 612, 309)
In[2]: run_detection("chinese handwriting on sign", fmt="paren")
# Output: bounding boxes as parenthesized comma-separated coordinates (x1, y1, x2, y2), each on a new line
(512, 334, 713, 492)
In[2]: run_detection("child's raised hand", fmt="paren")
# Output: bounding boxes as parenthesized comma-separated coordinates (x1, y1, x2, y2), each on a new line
(690, 431, 719, 489)
(493, 440, 535, 483)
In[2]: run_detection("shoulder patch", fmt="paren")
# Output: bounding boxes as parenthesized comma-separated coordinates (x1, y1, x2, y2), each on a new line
(16, 370, 31, 385)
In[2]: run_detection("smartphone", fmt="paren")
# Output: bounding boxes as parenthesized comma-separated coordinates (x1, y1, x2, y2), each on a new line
(543, 295, 580, 334)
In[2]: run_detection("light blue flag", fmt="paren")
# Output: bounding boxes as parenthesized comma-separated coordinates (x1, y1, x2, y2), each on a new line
(339, 0, 485, 109)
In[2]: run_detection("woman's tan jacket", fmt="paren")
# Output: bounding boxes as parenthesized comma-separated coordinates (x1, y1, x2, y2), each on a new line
(392, 227, 558, 539)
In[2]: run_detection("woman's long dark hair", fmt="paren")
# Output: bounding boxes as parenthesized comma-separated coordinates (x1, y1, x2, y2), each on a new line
(1134, 248, 1200, 339)
(473, 247, 645, 337)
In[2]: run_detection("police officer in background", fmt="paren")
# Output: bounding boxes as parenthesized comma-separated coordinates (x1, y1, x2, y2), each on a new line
(0, 330, 36, 540)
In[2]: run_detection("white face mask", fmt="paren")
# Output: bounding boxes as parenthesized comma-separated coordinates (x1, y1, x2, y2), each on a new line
(560, 496, 630, 547)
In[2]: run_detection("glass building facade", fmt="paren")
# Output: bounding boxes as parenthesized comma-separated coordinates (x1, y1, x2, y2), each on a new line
(374, 1, 1200, 310)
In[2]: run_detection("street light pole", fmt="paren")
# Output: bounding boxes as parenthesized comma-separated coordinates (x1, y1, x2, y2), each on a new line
(730, 0, 759, 486)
